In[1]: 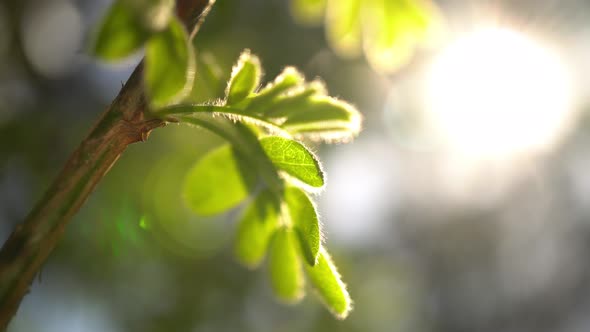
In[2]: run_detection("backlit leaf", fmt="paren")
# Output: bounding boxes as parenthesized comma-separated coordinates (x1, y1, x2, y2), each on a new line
(183, 144, 256, 216)
(263, 80, 327, 117)
(284, 186, 321, 265)
(234, 190, 280, 268)
(145, 16, 195, 108)
(91, 1, 150, 61)
(290, 0, 444, 74)
(122, 0, 176, 31)
(268, 227, 305, 302)
(226, 50, 262, 105)
(282, 96, 361, 139)
(260, 136, 324, 188)
(305, 247, 352, 319)
(325, 0, 362, 57)
(290, 0, 326, 25)
(362, 0, 415, 73)
(178, 115, 285, 194)
(245, 67, 305, 113)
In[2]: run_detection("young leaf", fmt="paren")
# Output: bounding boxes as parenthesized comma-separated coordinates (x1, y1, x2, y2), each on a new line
(226, 51, 262, 105)
(178, 115, 285, 195)
(125, 0, 176, 31)
(362, 0, 415, 73)
(305, 247, 352, 319)
(145, 16, 195, 109)
(245, 67, 305, 112)
(183, 144, 256, 216)
(91, 1, 150, 61)
(284, 186, 321, 266)
(234, 190, 280, 268)
(268, 227, 305, 302)
(259, 136, 324, 188)
(325, 0, 363, 57)
(290, 0, 327, 25)
(282, 96, 361, 139)
(263, 80, 327, 117)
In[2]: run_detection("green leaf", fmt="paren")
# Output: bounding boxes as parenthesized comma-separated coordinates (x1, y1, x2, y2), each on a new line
(260, 136, 324, 188)
(325, 0, 362, 57)
(305, 247, 352, 319)
(268, 227, 305, 302)
(145, 16, 195, 109)
(282, 96, 361, 140)
(234, 190, 280, 268)
(263, 80, 327, 117)
(245, 67, 305, 112)
(178, 115, 285, 195)
(91, 1, 150, 61)
(183, 144, 257, 216)
(190, 52, 227, 102)
(226, 50, 262, 105)
(290, 0, 326, 25)
(122, 0, 176, 31)
(284, 186, 321, 265)
(362, 0, 415, 73)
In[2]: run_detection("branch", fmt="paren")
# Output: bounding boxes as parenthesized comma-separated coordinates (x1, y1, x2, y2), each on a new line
(0, 0, 214, 329)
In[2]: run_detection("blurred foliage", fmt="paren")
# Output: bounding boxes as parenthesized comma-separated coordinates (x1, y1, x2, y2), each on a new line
(92, 0, 194, 108)
(37, 0, 361, 320)
(144, 15, 194, 108)
(290, 0, 444, 73)
(183, 144, 256, 216)
(3, 0, 590, 331)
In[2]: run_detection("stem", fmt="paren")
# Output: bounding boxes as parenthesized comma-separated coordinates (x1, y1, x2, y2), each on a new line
(0, 1, 214, 329)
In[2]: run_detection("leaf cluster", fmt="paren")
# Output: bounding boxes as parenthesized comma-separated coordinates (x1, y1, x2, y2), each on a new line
(290, 0, 445, 73)
(91, 0, 359, 319)
(176, 52, 356, 318)
(92, 0, 194, 108)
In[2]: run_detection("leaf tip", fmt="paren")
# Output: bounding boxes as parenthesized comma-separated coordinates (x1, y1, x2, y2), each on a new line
(226, 49, 263, 105)
(306, 247, 353, 319)
(268, 227, 306, 303)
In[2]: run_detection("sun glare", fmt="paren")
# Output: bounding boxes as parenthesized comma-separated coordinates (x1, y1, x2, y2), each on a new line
(426, 27, 575, 160)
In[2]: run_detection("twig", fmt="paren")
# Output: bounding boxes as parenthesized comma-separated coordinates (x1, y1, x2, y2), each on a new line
(0, 0, 214, 329)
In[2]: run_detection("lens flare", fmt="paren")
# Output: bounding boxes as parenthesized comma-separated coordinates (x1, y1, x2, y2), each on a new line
(426, 27, 575, 160)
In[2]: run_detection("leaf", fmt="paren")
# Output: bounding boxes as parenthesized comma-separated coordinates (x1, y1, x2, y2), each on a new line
(234, 190, 280, 268)
(361, 0, 415, 73)
(179, 115, 285, 194)
(290, 0, 326, 25)
(325, 0, 362, 57)
(305, 247, 352, 319)
(123, 0, 176, 31)
(284, 186, 321, 266)
(245, 67, 305, 113)
(145, 16, 195, 109)
(263, 80, 327, 117)
(226, 50, 262, 105)
(282, 96, 362, 139)
(260, 136, 324, 188)
(183, 144, 257, 216)
(91, 1, 150, 61)
(268, 227, 305, 302)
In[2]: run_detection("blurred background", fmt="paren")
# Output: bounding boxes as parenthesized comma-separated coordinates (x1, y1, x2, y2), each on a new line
(2, 0, 590, 331)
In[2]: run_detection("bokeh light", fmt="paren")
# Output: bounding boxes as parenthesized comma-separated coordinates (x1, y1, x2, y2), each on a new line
(3, 1, 590, 331)
(426, 27, 575, 160)
(21, 0, 83, 78)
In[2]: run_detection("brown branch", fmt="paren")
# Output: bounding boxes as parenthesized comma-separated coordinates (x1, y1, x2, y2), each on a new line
(0, 0, 214, 329)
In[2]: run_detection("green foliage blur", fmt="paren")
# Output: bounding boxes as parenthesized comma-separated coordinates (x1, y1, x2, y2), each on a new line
(291, 0, 444, 72)
(3, 0, 590, 331)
